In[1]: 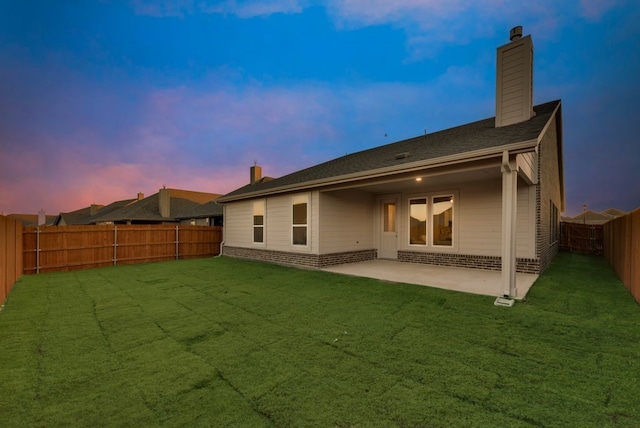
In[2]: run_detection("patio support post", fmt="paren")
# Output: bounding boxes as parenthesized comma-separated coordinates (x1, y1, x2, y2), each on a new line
(501, 151, 517, 298)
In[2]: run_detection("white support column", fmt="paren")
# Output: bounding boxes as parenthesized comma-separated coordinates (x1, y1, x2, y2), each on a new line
(501, 151, 518, 298)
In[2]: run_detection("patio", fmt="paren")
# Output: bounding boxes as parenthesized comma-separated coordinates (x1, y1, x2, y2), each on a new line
(322, 259, 538, 300)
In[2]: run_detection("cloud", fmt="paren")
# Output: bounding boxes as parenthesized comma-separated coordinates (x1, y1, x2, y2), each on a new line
(579, 0, 620, 20)
(130, 0, 308, 18)
(2, 67, 486, 214)
(202, 0, 308, 18)
(129, 0, 195, 17)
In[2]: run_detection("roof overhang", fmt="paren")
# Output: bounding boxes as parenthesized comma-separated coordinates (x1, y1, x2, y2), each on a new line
(217, 138, 539, 203)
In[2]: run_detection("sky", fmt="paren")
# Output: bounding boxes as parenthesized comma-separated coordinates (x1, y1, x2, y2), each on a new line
(1, 1, 639, 217)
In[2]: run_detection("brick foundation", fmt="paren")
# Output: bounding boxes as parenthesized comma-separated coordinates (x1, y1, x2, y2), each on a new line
(223, 246, 376, 268)
(398, 251, 540, 274)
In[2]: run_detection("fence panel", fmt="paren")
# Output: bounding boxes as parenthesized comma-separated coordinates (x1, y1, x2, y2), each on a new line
(603, 208, 640, 304)
(1, 216, 22, 304)
(22, 225, 222, 274)
(178, 225, 222, 259)
(560, 222, 603, 255)
(632, 210, 640, 302)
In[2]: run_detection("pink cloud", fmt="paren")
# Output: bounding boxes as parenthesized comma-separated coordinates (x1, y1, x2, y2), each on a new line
(579, 0, 620, 20)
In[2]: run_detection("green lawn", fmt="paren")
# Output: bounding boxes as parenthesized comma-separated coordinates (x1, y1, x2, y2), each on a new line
(1, 252, 638, 427)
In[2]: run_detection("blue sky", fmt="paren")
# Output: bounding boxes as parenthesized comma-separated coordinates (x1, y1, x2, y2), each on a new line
(1, 0, 639, 216)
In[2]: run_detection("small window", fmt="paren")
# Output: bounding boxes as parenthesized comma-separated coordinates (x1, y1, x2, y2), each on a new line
(253, 200, 265, 244)
(292, 196, 308, 246)
(432, 196, 453, 246)
(383, 202, 396, 232)
(409, 198, 427, 245)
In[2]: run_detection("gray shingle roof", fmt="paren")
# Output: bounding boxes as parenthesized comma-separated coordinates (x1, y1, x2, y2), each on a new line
(93, 189, 220, 223)
(219, 100, 561, 202)
(55, 199, 136, 225)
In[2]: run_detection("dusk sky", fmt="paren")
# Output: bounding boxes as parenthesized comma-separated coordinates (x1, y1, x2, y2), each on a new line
(1, 1, 639, 217)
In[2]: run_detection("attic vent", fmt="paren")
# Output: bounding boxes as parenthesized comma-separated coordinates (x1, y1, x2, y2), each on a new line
(395, 152, 410, 160)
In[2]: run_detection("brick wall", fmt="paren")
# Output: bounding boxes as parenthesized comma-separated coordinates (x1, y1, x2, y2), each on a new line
(223, 246, 376, 268)
(398, 251, 539, 274)
(536, 113, 562, 273)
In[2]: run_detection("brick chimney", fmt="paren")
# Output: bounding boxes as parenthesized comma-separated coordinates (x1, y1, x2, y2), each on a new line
(137, 192, 144, 201)
(495, 26, 535, 127)
(250, 165, 262, 185)
(159, 188, 171, 218)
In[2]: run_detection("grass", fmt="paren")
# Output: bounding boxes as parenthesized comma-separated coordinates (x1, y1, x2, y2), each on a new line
(0, 252, 638, 427)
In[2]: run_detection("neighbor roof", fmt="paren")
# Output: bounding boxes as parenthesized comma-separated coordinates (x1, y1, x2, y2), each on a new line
(54, 198, 136, 225)
(219, 100, 561, 202)
(94, 189, 220, 223)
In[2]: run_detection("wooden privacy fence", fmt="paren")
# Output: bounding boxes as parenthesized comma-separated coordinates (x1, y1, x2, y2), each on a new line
(22, 224, 222, 275)
(603, 208, 640, 304)
(1, 216, 23, 304)
(559, 222, 604, 255)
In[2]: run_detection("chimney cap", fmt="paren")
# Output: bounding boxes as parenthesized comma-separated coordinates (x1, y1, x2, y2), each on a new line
(510, 26, 523, 41)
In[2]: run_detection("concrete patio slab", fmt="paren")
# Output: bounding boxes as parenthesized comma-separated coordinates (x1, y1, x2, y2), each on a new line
(321, 260, 538, 300)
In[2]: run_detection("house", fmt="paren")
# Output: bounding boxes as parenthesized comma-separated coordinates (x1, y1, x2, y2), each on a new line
(7, 213, 57, 226)
(53, 195, 140, 225)
(217, 27, 564, 298)
(175, 199, 224, 226)
(563, 208, 627, 225)
(92, 188, 221, 225)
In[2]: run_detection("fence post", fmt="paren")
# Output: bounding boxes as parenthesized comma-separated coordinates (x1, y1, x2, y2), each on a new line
(36, 226, 40, 274)
(113, 226, 118, 266)
(175, 225, 179, 260)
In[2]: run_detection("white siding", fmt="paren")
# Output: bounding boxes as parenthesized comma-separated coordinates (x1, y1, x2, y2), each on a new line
(495, 36, 533, 127)
(265, 196, 291, 250)
(459, 180, 502, 255)
(517, 152, 538, 184)
(458, 179, 535, 258)
(224, 177, 536, 259)
(319, 189, 374, 253)
(224, 200, 253, 248)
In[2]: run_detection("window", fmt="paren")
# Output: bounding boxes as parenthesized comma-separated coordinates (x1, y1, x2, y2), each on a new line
(292, 195, 308, 246)
(432, 195, 453, 246)
(409, 198, 427, 245)
(383, 202, 396, 232)
(253, 200, 265, 244)
(550, 201, 559, 243)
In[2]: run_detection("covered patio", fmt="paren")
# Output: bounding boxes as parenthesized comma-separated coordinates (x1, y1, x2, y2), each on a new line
(322, 259, 538, 300)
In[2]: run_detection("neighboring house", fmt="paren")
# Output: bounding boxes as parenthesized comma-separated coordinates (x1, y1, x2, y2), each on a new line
(563, 208, 627, 225)
(217, 27, 564, 298)
(93, 188, 221, 225)
(54, 195, 140, 225)
(175, 199, 224, 226)
(7, 213, 57, 226)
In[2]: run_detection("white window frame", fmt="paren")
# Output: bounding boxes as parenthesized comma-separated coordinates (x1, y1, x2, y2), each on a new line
(291, 194, 309, 247)
(431, 194, 455, 248)
(252, 200, 265, 245)
(408, 197, 428, 247)
(404, 191, 458, 250)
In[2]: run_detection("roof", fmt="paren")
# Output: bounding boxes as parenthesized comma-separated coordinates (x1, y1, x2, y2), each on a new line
(564, 208, 629, 225)
(564, 210, 612, 225)
(7, 214, 57, 226)
(56, 205, 104, 225)
(94, 189, 220, 223)
(174, 200, 224, 220)
(54, 199, 136, 225)
(602, 208, 627, 218)
(219, 100, 562, 202)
